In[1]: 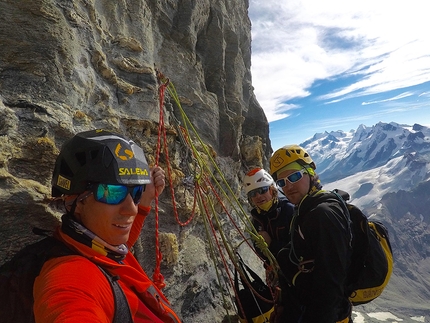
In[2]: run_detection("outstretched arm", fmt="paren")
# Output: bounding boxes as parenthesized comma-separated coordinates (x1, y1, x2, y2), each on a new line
(128, 166, 166, 247)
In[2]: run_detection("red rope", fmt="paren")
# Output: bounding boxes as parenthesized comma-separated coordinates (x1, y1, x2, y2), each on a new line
(156, 78, 196, 226)
(203, 176, 255, 251)
(152, 80, 168, 290)
(196, 185, 235, 283)
(195, 184, 249, 318)
(152, 77, 195, 289)
(201, 175, 275, 304)
(153, 72, 273, 315)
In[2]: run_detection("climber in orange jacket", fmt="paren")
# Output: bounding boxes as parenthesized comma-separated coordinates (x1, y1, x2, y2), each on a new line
(33, 129, 182, 323)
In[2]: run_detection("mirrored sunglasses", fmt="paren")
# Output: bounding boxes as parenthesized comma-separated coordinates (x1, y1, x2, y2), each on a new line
(248, 186, 270, 198)
(91, 183, 145, 205)
(276, 169, 306, 188)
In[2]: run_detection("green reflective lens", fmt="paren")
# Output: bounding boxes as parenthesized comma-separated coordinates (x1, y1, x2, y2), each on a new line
(93, 184, 144, 205)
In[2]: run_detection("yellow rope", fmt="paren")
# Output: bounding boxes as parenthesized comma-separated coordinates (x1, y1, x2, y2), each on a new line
(157, 71, 280, 280)
(198, 189, 233, 320)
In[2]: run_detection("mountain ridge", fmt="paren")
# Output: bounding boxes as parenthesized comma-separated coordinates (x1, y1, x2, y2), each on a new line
(302, 121, 430, 192)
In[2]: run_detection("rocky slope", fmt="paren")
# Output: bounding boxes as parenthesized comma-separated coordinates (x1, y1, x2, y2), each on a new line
(0, 1, 269, 322)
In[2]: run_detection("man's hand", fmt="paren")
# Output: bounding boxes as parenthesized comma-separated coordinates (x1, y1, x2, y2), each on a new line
(259, 230, 272, 246)
(139, 166, 166, 207)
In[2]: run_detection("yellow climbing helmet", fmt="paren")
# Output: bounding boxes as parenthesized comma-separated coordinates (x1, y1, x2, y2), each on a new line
(270, 144, 316, 180)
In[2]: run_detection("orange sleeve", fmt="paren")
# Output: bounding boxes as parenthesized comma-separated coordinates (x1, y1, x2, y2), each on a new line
(33, 256, 115, 323)
(128, 205, 151, 247)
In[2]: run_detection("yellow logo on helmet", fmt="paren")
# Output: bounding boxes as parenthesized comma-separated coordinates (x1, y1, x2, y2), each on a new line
(119, 168, 149, 176)
(115, 143, 134, 161)
(271, 153, 284, 169)
(56, 175, 71, 191)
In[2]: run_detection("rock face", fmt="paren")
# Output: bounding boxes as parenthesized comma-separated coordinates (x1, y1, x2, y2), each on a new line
(0, 1, 271, 322)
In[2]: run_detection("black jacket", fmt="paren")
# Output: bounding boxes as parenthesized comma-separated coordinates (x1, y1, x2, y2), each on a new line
(251, 196, 295, 262)
(277, 191, 353, 323)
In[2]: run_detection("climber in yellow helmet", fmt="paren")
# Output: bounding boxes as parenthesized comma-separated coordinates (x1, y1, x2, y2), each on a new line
(269, 145, 352, 323)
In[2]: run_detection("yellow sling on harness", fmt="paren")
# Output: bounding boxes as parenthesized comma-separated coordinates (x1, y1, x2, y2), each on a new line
(238, 307, 274, 323)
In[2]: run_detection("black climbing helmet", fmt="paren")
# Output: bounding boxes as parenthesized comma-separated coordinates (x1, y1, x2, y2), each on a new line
(52, 129, 151, 197)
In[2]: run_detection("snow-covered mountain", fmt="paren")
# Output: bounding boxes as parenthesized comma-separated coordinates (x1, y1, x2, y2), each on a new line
(302, 122, 430, 208)
(300, 121, 430, 321)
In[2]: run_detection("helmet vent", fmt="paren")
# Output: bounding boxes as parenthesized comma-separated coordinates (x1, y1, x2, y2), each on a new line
(75, 151, 87, 167)
(59, 158, 73, 177)
(90, 149, 99, 160)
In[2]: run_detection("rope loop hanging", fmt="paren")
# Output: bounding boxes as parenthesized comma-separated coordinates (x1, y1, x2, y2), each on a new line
(151, 75, 169, 290)
(153, 69, 282, 316)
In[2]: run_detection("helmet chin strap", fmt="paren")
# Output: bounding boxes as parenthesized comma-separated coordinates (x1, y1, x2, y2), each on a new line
(306, 173, 322, 196)
(65, 197, 78, 217)
(63, 191, 93, 216)
(64, 191, 91, 217)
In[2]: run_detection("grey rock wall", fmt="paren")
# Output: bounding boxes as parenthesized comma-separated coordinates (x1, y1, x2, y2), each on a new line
(0, 0, 271, 321)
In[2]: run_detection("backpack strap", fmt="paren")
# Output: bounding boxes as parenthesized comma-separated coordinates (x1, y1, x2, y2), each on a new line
(330, 189, 354, 248)
(98, 266, 133, 323)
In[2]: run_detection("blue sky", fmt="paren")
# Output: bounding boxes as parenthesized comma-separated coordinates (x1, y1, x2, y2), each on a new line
(249, 0, 430, 150)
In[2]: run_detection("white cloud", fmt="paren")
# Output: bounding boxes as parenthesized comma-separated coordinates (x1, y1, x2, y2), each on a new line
(362, 92, 414, 105)
(250, 0, 430, 122)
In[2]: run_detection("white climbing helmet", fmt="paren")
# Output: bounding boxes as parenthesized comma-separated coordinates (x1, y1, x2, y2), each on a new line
(243, 168, 275, 194)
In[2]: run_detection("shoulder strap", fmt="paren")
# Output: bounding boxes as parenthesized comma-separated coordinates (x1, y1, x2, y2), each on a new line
(98, 266, 133, 323)
(329, 189, 353, 246)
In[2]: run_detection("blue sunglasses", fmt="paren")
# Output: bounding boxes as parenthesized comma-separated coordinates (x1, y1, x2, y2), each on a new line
(91, 183, 145, 205)
(276, 169, 306, 188)
(248, 186, 270, 198)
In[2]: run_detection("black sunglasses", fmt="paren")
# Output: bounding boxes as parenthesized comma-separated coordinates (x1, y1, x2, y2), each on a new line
(248, 186, 270, 198)
(90, 183, 145, 205)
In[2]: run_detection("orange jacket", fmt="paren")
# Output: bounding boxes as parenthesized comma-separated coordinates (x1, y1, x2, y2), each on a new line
(33, 205, 182, 323)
